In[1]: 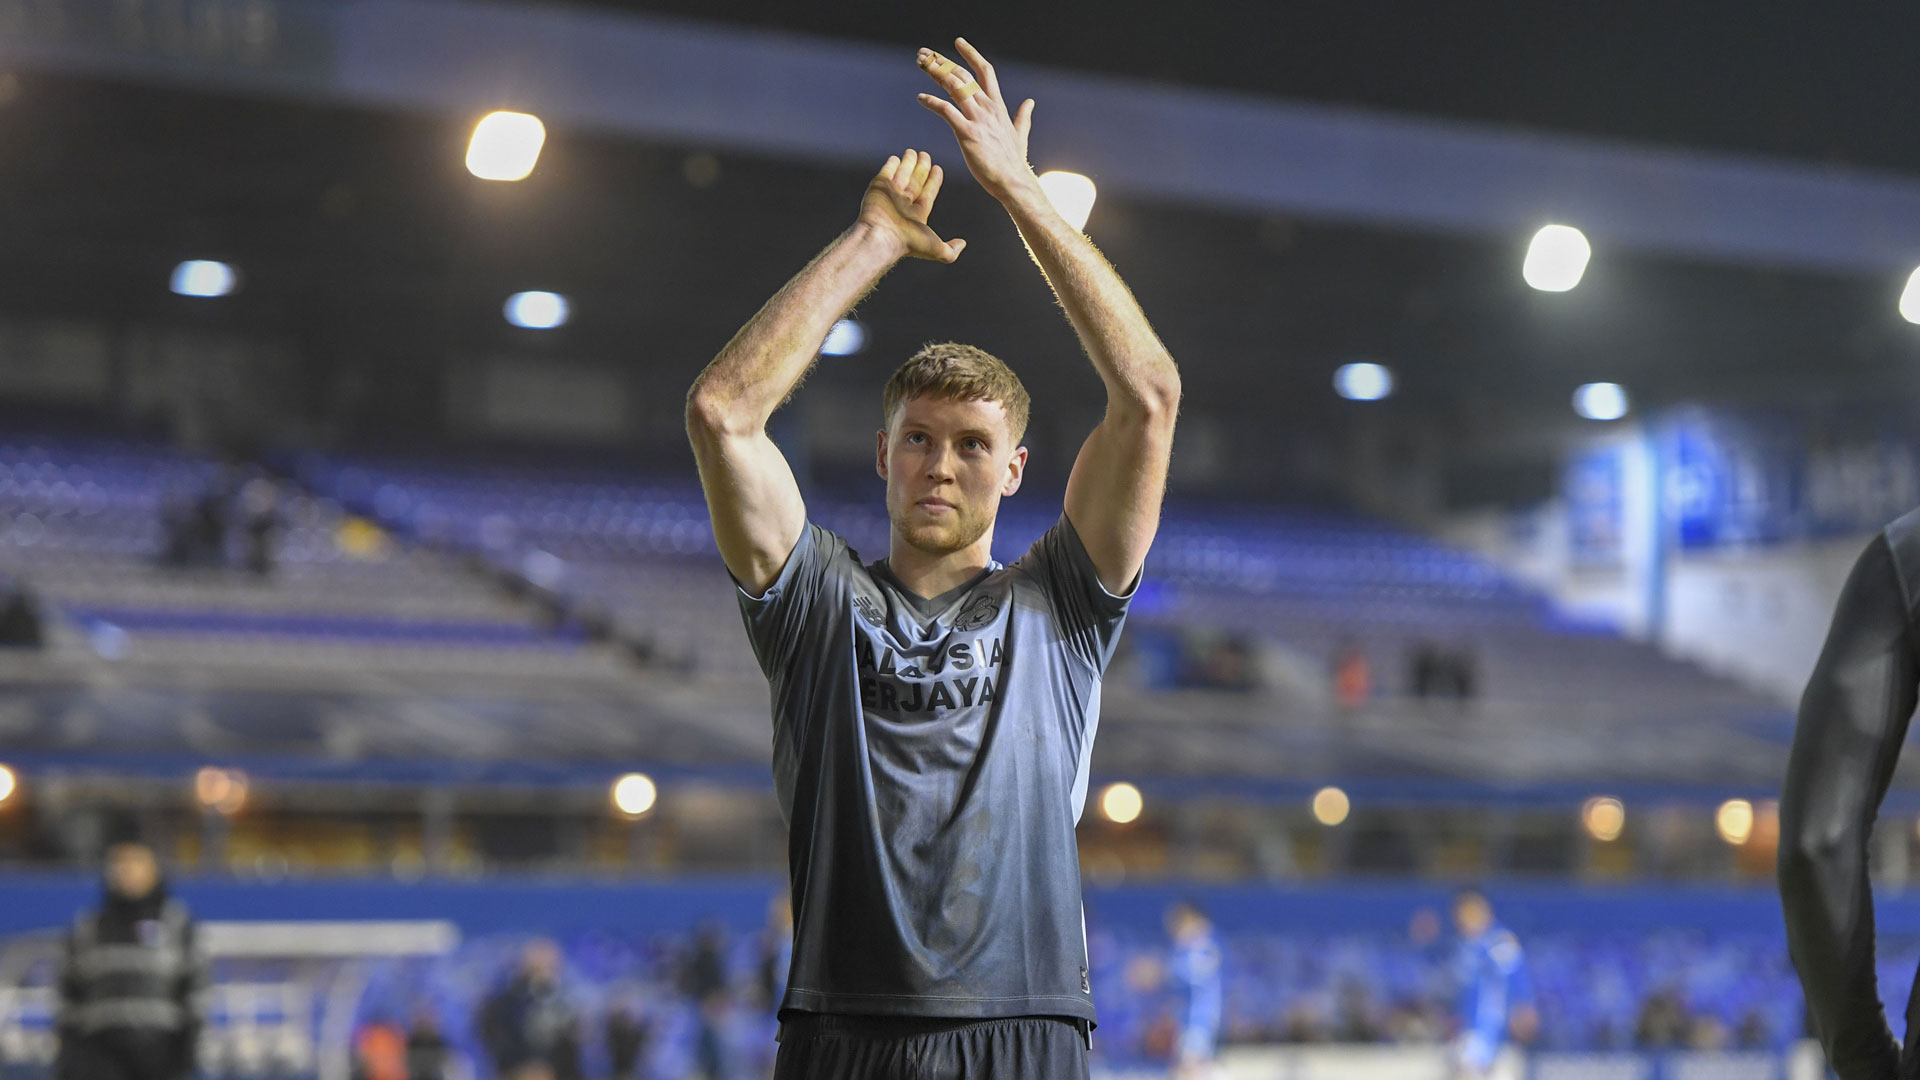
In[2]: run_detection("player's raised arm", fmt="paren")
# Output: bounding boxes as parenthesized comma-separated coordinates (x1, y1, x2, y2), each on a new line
(917, 38, 1181, 594)
(686, 150, 967, 595)
(1778, 533, 1914, 1080)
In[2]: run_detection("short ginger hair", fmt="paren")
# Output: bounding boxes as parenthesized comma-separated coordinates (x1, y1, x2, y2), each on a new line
(881, 342, 1031, 445)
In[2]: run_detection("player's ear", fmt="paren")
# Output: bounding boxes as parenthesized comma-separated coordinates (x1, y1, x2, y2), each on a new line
(875, 429, 890, 481)
(1002, 445, 1028, 497)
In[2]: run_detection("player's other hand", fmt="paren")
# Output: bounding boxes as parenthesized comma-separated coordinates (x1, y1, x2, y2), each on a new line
(916, 38, 1037, 204)
(858, 148, 966, 264)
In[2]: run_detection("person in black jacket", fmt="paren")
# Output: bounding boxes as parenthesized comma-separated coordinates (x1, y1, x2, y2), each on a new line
(1780, 508, 1920, 1079)
(477, 941, 581, 1080)
(603, 995, 649, 1080)
(56, 838, 207, 1080)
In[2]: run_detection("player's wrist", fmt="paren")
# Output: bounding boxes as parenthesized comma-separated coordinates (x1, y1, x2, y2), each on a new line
(847, 219, 910, 264)
(994, 170, 1049, 216)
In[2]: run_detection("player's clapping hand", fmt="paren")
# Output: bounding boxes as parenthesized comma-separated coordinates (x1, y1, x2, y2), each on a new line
(858, 148, 967, 264)
(916, 38, 1037, 203)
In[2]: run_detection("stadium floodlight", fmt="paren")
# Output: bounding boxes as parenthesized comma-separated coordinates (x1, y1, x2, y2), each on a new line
(1037, 171, 1097, 232)
(1099, 782, 1143, 824)
(194, 766, 248, 816)
(612, 772, 658, 817)
(0, 763, 14, 806)
(1311, 786, 1350, 827)
(505, 291, 570, 329)
(1901, 267, 1920, 324)
(1334, 362, 1395, 402)
(821, 319, 867, 356)
(1581, 796, 1625, 842)
(1523, 224, 1591, 292)
(1573, 382, 1630, 421)
(466, 111, 547, 181)
(171, 260, 236, 298)
(1715, 798, 1754, 846)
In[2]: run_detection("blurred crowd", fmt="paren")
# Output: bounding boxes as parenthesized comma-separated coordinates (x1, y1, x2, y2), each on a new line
(39, 834, 1802, 1080)
(324, 903, 1804, 1080)
(347, 902, 795, 1080)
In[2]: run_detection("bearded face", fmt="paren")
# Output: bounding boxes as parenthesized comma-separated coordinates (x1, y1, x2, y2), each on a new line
(878, 395, 1025, 558)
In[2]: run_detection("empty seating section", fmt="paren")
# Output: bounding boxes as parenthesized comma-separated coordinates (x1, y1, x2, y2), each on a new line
(0, 436, 216, 560)
(292, 450, 1772, 714)
(0, 436, 604, 678)
(0, 433, 1778, 729)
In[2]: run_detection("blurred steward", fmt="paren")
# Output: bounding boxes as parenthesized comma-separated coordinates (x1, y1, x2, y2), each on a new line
(477, 940, 582, 1080)
(55, 833, 207, 1080)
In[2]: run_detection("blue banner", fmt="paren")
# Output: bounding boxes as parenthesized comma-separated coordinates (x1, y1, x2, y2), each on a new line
(1664, 407, 1920, 549)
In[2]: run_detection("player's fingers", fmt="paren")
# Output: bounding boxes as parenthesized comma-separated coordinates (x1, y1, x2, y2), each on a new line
(909, 150, 933, 196)
(892, 148, 917, 192)
(918, 48, 986, 111)
(1014, 99, 1035, 142)
(916, 93, 967, 130)
(942, 237, 966, 263)
(877, 155, 901, 182)
(954, 38, 1003, 105)
(917, 47, 960, 83)
(916, 164, 946, 208)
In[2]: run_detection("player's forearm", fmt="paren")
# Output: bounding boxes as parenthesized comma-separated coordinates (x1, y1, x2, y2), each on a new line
(1000, 179, 1180, 419)
(1778, 536, 1915, 1079)
(687, 223, 901, 436)
(1779, 836, 1898, 1078)
(1779, 752, 1902, 1079)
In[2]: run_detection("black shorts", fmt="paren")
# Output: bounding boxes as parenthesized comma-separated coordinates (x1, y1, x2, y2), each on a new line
(773, 1014, 1091, 1080)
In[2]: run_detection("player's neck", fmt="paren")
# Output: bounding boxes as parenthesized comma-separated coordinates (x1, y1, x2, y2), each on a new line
(886, 528, 997, 600)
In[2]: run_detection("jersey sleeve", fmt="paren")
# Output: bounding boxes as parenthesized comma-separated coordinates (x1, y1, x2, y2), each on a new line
(1779, 532, 1915, 1080)
(733, 523, 849, 684)
(1015, 512, 1138, 670)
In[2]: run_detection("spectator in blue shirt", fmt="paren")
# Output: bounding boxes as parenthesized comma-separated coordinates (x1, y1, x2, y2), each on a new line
(1450, 890, 1535, 1079)
(1165, 901, 1224, 1079)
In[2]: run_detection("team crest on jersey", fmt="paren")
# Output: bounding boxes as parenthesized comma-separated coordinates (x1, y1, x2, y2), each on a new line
(953, 593, 1000, 632)
(853, 595, 886, 627)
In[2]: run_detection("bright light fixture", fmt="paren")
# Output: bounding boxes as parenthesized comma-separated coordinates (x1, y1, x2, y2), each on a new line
(1099, 781, 1143, 824)
(0, 763, 15, 806)
(1581, 796, 1625, 842)
(1901, 268, 1920, 324)
(171, 260, 236, 298)
(466, 111, 547, 181)
(822, 319, 866, 356)
(1523, 224, 1591, 292)
(1311, 786, 1350, 826)
(1334, 362, 1395, 402)
(612, 773, 658, 817)
(1716, 798, 1755, 846)
(1038, 171, 1097, 231)
(505, 291, 570, 329)
(194, 766, 248, 816)
(1573, 382, 1629, 421)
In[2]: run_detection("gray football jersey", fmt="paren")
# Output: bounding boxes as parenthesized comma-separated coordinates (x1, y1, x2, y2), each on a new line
(736, 512, 1134, 1024)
